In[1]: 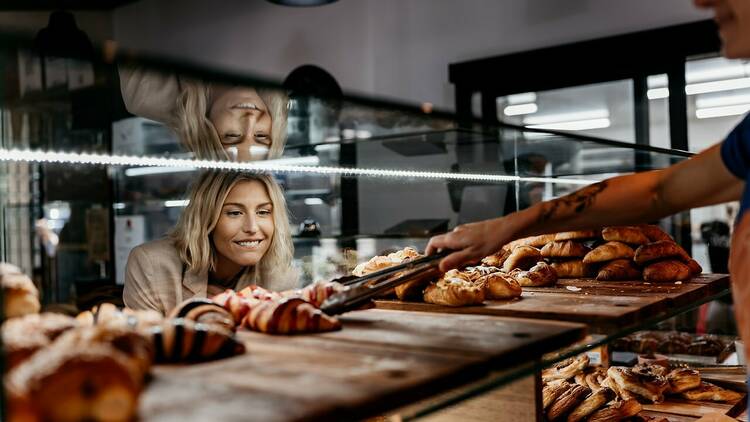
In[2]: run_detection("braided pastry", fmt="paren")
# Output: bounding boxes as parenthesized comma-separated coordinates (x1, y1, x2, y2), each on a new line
(543, 381, 571, 410)
(243, 297, 341, 334)
(567, 386, 615, 422)
(423, 270, 485, 306)
(168, 298, 236, 332)
(150, 318, 245, 363)
(546, 383, 590, 421)
(587, 399, 642, 422)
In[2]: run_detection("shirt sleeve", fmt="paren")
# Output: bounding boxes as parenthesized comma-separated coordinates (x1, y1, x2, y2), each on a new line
(721, 113, 750, 180)
(123, 246, 164, 313)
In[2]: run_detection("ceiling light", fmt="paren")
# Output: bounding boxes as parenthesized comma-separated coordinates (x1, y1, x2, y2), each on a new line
(164, 200, 190, 208)
(695, 104, 750, 119)
(524, 109, 609, 125)
(686, 77, 750, 95)
(503, 103, 538, 116)
(504, 92, 537, 104)
(695, 93, 750, 108)
(124, 166, 196, 177)
(303, 198, 324, 205)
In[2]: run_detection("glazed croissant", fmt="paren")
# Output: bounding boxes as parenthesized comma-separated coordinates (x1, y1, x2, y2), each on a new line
(150, 318, 245, 363)
(168, 298, 236, 332)
(243, 297, 341, 334)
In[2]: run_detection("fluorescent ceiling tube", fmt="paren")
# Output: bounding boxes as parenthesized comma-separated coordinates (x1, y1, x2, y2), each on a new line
(695, 103, 750, 119)
(524, 109, 609, 125)
(164, 200, 190, 207)
(686, 77, 750, 95)
(503, 103, 538, 116)
(505, 92, 537, 104)
(527, 118, 611, 131)
(647, 88, 669, 100)
(695, 93, 750, 108)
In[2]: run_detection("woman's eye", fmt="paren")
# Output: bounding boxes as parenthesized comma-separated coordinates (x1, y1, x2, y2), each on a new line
(226, 210, 243, 216)
(222, 134, 243, 145)
(257, 209, 272, 216)
(254, 134, 271, 146)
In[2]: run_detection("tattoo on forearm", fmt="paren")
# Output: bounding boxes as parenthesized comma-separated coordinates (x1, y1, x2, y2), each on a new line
(538, 181, 609, 222)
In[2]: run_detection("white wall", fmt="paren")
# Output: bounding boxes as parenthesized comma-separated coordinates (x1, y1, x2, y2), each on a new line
(112, 0, 710, 111)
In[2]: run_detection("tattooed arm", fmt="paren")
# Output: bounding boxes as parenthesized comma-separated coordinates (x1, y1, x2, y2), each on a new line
(427, 144, 742, 271)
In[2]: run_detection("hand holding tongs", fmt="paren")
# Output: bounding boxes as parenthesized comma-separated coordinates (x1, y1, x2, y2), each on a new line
(319, 250, 449, 316)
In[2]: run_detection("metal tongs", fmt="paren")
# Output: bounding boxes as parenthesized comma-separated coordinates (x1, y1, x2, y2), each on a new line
(320, 250, 449, 316)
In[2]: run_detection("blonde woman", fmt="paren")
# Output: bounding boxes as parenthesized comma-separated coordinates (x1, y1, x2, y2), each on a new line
(119, 65, 288, 160)
(123, 171, 296, 314)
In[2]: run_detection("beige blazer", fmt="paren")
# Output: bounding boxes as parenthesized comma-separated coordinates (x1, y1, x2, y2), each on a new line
(118, 66, 180, 129)
(123, 238, 296, 314)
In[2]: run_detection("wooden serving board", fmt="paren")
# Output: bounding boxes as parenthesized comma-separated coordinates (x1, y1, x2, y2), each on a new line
(140, 309, 585, 422)
(641, 395, 745, 419)
(375, 274, 729, 332)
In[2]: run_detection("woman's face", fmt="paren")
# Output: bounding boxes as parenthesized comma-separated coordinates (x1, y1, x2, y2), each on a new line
(696, 0, 750, 58)
(209, 86, 272, 161)
(212, 180, 275, 273)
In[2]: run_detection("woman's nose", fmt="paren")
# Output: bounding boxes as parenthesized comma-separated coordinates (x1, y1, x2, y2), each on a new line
(243, 215, 259, 233)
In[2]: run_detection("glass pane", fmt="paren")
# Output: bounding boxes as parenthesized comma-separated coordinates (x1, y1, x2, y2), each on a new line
(497, 79, 636, 143)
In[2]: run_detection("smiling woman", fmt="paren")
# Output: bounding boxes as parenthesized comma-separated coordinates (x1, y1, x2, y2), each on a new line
(122, 171, 296, 314)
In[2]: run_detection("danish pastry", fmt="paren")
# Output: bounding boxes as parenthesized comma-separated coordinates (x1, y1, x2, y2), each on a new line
(423, 270, 486, 306)
(511, 261, 557, 287)
(542, 355, 589, 382)
(680, 381, 743, 402)
(567, 386, 615, 422)
(666, 367, 701, 393)
(607, 366, 668, 403)
(352, 247, 421, 276)
(463, 266, 521, 299)
(587, 399, 642, 422)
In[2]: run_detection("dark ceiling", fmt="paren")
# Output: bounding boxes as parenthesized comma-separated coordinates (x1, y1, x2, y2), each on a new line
(0, 0, 139, 10)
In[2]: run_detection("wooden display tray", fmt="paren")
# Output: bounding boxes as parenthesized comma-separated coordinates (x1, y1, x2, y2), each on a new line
(375, 274, 729, 332)
(640, 394, 746, 420)
(140, 309, 585, 422)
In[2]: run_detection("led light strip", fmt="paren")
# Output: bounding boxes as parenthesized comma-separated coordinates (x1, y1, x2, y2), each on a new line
(0, 148, 596, 185)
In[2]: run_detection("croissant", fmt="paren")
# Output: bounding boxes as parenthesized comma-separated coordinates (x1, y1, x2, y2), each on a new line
(550, 259, 589, 279)
(553, 230, 599, 241)
(587, 399, 642, 422)
(643, 259, 692, 283)
(634, 240, 691, 266)
(686, 258, 703, 276)
(602, 226, 650, 245)
(293, 280, 347, 308)
(6, 341, 142, 422)
(502, 245, 542, 271)
(212, 289, 256, 323)
(3, 313, 79, 369)
(243, 297, 341, 334)
(151, 318, 245, 363)
(77, 303, 163, 331)
(638, 224, 673, 242)
(423, 271, 486, 306)
(168, 298, 236, 332)
(596, 259, 642, 281)
(582, 241, 634, 264)
(238, 284, 284, 301)
(504, 234, 556, 249)
(540, 241, 590, 259)
(352, 247, 421, 276)
(481, 249, 512, 267)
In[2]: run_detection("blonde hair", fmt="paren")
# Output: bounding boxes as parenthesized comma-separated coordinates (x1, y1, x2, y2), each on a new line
(169, 171, 295, 289)
(175, 79, 288, 160)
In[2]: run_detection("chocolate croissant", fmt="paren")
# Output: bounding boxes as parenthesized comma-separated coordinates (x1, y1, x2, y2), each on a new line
(243, 297, 341, 334)
(212, 289, 257, 323)
(168, 298, 236, 332)
(150, 318, 245, 363)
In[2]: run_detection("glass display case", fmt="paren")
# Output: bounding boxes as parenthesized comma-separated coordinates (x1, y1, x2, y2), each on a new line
(0, 31, 737, 421)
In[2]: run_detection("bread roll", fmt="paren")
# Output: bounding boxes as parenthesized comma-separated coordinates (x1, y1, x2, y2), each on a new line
(582, 241, 634, 264)
(596, 259, 642, 281)
(550, 260, 589, 278)
(540, 241, 591, 259)
(602, 226, 650, 245)
(634, 240, 690, 266)
(553, 230, 599, 241)
(502, 245, 542, 272)
(643, 259, 692, 283)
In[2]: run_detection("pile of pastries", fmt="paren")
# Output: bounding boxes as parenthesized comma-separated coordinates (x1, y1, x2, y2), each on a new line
(353, 247, 555, 307)
(487, 225, 702, 283)
(611, 331, 729, 356)
(541, 354, 742, 421)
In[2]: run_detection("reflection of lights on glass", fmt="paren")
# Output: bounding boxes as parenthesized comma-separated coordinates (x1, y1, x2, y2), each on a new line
(225, 146, 239, 161)
(341, 129, 356, 139)
(249, 145, 270, 160)
(421, 102, 433, 113)
(696, 103, 750, 119)
(113, 203, 126, 210)
(503, 103, 538, 116)
(164, 200, 190, 207)
(0, 148, 598, 185)
(304, 198, 324, 205)
(355, 130, 372, 139)
(49, 208, 60, 219)
(124, 166, 196, 177)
